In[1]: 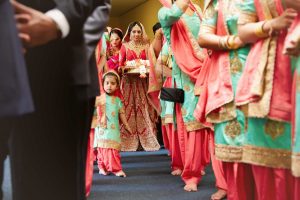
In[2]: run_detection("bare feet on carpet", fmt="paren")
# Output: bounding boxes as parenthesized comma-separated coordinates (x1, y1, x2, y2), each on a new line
(171, 169, 182, 176)
(184, 183, 198, 192)
(211, 189, 227, 200)
(99, 169, 108, 175)
(115, 170, 127, 177)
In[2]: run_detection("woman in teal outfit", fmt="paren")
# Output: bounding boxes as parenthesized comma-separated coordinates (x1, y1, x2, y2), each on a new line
(196, 0, 250, 199)
(158, 0, 211, 192)
(236, 0, 297, 199)
(284, 11, 300, 200)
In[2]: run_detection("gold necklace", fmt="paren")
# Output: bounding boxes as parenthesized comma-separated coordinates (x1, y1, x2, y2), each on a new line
(128, 41, 144, 56)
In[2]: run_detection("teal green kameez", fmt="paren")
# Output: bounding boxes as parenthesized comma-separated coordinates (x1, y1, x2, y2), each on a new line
(202, 0, 250, 161)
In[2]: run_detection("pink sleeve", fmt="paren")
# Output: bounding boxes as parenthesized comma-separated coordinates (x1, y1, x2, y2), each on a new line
(119, 44, 127, 67)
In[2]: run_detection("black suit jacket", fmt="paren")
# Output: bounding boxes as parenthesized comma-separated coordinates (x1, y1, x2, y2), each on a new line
(18, 0, 103, 99)
(0, 0, 34, 117)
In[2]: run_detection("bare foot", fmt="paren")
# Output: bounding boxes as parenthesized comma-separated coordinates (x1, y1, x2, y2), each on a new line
(211, 189, 227, 200)
(184, 183, 198, 192)
(171, 169, 182, 176)
(201, 170, 206, 176)
(99, 169, 107, 175)
(115, 170, 127, 177)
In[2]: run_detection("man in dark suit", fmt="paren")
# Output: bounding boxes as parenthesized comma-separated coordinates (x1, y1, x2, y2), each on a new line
(0, 0, 33, 199)
(9, 1, 110, 199)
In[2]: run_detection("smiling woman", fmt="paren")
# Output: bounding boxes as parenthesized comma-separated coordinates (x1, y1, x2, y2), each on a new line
(118, 21, 160, 152)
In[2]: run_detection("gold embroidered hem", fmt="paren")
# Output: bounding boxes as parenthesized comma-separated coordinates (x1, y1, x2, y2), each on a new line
(97, 139, 121, 151)
(242, 145, 291, 169)
(185, 120, 206, 132)
(164, 114, 174, 124)
(215, 144, 243, 162)
(292, 153, 300, 177)
(206, 101, 236, 123)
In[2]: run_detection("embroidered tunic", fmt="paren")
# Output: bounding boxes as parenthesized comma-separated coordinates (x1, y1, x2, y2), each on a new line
(94, 94, 124, 151)
(238, 0, 292, 169)
(201, 0, 250, 161)
(158, 3, 204, 132)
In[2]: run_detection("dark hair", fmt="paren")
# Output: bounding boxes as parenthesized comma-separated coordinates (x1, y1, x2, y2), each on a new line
(152, 22, 161, 35)
(172, 0, 176, 3)
(102, 72, 120, 86)
(127, 21, 143, 35)
(109, 28, 123, 40)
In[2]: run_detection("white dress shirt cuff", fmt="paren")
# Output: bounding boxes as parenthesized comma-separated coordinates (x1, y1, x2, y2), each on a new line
(45, 9, 70, 38)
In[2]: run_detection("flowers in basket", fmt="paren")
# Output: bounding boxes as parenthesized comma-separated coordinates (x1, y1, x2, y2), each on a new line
(125, 59, 150, 78)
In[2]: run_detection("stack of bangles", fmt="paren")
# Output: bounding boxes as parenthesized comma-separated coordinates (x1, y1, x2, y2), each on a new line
(218, 35, 239, 50)
(254, 20, 273, 38)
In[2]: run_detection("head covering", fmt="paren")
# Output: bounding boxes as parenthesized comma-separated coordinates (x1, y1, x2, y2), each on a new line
(102, 70, 120, 85)
(122, 21, 149, 44)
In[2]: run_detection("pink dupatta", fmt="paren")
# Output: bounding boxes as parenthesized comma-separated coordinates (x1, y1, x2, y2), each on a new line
(148, 0, 208, 114)
(194, 0, 235, 123)
(235, 0, 292, 122)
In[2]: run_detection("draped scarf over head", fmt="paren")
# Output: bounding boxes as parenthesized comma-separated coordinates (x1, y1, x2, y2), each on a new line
(122, 22, 149, 44)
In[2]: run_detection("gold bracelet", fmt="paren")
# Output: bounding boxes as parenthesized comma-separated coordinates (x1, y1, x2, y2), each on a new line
(227, 35, 239, 50)
(219, 36, 229, 49)
(254, 21, 269, 38)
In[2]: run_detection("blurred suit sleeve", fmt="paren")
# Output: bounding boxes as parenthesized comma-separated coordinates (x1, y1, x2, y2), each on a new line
(54, 0, 102, 39)
(83, 0, 111, 97)
(0, 0, 33, 117)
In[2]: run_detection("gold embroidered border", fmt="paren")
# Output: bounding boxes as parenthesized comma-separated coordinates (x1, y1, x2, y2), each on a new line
(240, 0, 279, 117)
(164, 114, 174, 124)
(206, 101, 236, 123)
(237, 11, 258, 25)
(181, 19, 207, 62)
(292, 153, 300, 177)
(243, 145, 291, 169)
(246, 37, 277, 118)
(161, 117, 166, 125)
(97, 139, 121, 151)
(215, 144, 243, 162)
(185, 120, 205, 132)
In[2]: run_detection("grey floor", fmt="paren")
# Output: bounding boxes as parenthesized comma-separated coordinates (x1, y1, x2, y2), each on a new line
(2, 158, 12, 200)
(88, 150, 219, 200)
(3, 150, 221, 200)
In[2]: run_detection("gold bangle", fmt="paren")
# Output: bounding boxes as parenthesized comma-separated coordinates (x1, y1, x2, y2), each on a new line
(219, 36, 229, 49)
(254, 21, 269, 38)
(228, 35, 239, 50)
